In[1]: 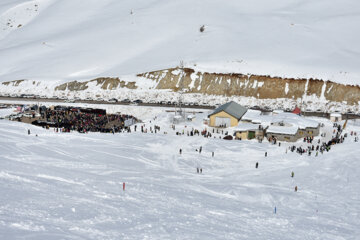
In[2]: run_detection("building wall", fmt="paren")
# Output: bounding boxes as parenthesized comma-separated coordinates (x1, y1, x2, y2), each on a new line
(267, 132, 299, 142)
(235, 130, 263, 140)
(330, 116, 342, 122)
(209, 111, 238, 127)
(235, 131, 248, 140)
(267, 125, 320, 142)
(298, 125, 320, 138)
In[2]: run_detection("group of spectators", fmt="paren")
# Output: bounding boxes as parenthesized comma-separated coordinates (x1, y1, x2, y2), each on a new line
(36, 107, 137, 133)
(288, 122, 355, 156)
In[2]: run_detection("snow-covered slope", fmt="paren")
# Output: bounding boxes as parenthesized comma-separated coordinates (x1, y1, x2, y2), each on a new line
(0, 0, 360, 84)
(0, 113, 360, 239)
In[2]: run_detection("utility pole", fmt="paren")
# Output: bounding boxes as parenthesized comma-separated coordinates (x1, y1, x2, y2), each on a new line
(175, 61, 185, 121)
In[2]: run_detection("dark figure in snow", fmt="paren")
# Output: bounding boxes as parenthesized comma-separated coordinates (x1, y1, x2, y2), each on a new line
(197, 168, 199, 173)
(291, 171, 294, 178)
(199, 146, 202, 154)
(179, 149, 182, 154)
(212, 152, 214, 157)
(134, 125, 137, 131)
(28, 129, 30, 135)
(295, 186, 298, 192)
(200, 168, 202, 174)
(278, 142, 281, 147)
(265, 152, 267, 157)
(255, 162, 258, 168)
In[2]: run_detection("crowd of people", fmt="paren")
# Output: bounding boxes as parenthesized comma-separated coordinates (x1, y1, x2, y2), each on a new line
(34, 107, 137, 133)
(288, 122, 352, 157)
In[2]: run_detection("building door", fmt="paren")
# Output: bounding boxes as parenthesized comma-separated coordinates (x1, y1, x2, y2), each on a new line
(215, 117, 231, 127)
(248, 131, 255, 139)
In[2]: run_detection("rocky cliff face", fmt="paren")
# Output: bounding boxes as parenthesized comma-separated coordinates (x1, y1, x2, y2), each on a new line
(1, 68, 359, 107)
(137, 68, 360, 105)
(54, 78, 137, 91)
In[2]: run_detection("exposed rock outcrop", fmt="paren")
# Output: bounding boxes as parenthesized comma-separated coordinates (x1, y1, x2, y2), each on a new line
(138, 68, 360, 105)
(54, 78, 137, 91)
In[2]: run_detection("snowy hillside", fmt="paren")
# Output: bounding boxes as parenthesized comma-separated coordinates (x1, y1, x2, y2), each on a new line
(0, 0, 360, 84)
(0, 110, 360, 239)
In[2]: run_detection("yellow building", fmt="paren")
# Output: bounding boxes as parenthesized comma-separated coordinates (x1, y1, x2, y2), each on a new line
(234, 123, 264, 140)
(208, 101, 248, 127)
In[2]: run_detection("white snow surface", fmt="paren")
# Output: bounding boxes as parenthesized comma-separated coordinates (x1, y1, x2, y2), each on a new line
(0, 0, 359, 84)
(0, 107, 360, 239)
(0, 107, 16, 117)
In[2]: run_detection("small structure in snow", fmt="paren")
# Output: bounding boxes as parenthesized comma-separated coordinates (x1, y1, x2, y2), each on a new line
(187, 114, 196, 122)
(330, 112, 342, 122)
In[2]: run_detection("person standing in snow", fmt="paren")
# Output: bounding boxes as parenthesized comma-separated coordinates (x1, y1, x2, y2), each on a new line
(28, 129, 30, 135)
(256, 162, 258, 168)
(197, 168, 199, 173)
(291, 171, 294, 178)
(212, 152, 214, 157)
(295, 186, 298, 192)
(199, 146, 202, 154)
(200, 168, 202, 174)
(265, 152, 267, 157)
(179, 149, 182, 154)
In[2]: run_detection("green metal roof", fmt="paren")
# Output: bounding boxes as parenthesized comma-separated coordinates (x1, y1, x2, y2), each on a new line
(208, 101, 248, 120)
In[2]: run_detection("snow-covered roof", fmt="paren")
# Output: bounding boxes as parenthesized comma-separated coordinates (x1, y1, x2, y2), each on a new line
(266, 125, 299, 135)
(273, 110, 284, 114)
(241, 109, 261, 121)
(209, 101, 247, 120)
(330, 113, 342, 117)
(234, 123, 260, 132)
(241, 111, 319, 133)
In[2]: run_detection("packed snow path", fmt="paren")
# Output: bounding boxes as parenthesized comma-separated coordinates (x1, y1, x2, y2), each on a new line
(0, 120, 359, 239)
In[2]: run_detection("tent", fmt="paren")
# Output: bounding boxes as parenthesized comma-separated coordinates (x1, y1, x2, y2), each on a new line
(292, 107, 301, 115)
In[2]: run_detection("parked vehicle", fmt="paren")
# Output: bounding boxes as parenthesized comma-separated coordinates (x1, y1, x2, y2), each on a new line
(23, 113, 33, 118)
(108, 98, 118, 103)
(122, 99, 131, 103)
